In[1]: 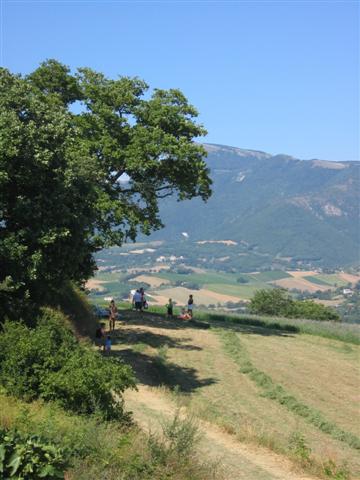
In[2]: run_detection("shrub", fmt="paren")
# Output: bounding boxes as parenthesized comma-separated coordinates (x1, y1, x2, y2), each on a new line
(250, 289, 293, 316)
(0, 309, 136, 419)
(0, 428, 69, 479)
(41, 348, 135, 419)
(250, 289, 340, 321)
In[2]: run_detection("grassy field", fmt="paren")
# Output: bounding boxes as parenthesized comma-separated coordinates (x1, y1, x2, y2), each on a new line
(205, 283, 269, 299)
(110, 309, 360, 479)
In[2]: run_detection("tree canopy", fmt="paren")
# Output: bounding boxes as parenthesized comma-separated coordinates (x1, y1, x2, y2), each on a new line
(250, 288, 340, 321)
(0, 60, 211, 318)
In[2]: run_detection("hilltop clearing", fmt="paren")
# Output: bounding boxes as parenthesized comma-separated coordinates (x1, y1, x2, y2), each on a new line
(109, 309, 360, 479)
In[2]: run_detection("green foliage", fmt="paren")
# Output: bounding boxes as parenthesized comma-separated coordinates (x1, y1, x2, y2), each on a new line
(250, 288, 340, 321)
(148, 411, 200, 466)
(250, 288, 293, 316)
(0, 428, 69, 479)
(0, 60, 211, 318)
(0, 309, 135, 419)
(289, 432, 312, 464)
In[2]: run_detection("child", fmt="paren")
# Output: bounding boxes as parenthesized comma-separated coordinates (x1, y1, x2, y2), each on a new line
(166, 298, 173, 317)
(105, 335, 112, 355)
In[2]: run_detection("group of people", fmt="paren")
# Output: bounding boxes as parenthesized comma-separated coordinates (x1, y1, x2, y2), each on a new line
(132, 287, 148, 311)
(167, 294, 194, 320)
(95, 292, 195, 353)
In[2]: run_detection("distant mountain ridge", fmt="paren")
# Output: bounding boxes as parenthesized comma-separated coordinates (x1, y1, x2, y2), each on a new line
(150, 143, 360, 269)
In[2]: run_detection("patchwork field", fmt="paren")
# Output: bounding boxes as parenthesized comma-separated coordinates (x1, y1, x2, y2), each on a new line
(151, 286, 242, 306)
(88, 247, 358, 312)
(273, 277, 330, 292)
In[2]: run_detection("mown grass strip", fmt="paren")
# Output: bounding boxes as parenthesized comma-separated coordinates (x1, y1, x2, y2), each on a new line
(200, 312, 360, 345)
(217, 329, 360, 451)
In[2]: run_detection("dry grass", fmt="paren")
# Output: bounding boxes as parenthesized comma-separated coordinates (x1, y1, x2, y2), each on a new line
(152, 286, 241, 306)
(113, 313, 360, 478)
(273, 277, 330, 292)
(132, 274, 170, 288)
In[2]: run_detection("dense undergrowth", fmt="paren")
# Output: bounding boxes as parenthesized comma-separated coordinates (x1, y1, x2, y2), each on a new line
(0, 393, 215, 480)
(0, 292, 215, 479)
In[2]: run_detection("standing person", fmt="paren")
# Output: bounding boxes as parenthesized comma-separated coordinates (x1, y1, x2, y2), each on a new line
(108, 299, 118, 332)
(105, 335, 112, 355)
(140, 287, 148, 309)
(133, 289, 143, 312)
(187, 294, 194, 318)
(166, 298, 173, 317)
(95, 323, 104, 350)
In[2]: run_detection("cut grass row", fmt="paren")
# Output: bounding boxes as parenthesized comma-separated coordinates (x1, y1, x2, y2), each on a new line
(195, 311, 360, 345)
(216, 329, 360, 451)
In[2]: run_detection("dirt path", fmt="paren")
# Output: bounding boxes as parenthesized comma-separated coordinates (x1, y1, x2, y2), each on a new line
(125, 384, 315, 480)
(117, 313, 317, 480)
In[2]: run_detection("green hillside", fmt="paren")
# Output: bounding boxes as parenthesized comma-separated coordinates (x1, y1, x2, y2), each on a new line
(147, 144, 360, 269)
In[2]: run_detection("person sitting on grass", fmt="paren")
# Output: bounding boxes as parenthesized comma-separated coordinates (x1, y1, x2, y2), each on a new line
(178, 308, 191, 321)
(166, 298, 173, 317)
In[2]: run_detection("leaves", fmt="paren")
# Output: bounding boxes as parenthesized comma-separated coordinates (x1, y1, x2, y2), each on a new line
(0, 428, 69, 479)
(0, 60, 211, 318)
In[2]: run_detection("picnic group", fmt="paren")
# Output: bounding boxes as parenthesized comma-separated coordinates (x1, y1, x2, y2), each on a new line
(94, 289, 195, 353)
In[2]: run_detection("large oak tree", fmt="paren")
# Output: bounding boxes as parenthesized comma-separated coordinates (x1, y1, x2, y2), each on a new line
(0, 60, 211, 318)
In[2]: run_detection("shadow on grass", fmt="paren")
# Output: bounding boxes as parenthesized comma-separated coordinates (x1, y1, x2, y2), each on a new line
(115, 309, 295, 338)
(111, 348, 217, 393)
(118, 310, 210, 331)
(112, 327, 202, 351)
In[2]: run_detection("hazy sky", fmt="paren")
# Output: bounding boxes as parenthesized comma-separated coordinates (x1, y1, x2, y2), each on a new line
(1, 0, 359, 161)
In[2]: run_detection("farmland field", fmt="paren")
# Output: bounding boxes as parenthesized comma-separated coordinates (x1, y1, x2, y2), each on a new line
(87, 243, 359, 315)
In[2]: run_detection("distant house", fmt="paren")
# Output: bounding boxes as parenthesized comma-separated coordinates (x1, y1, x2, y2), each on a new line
(343, 288, 353, 296)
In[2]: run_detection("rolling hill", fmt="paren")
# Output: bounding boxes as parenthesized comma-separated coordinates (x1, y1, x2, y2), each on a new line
(149, 144, 360, 269)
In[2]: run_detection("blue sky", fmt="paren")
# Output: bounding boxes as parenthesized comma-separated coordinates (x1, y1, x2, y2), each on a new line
(1, 0, 358, 161)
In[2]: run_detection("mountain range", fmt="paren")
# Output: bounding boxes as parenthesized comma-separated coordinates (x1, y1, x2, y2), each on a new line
(149, 144, 360, 269)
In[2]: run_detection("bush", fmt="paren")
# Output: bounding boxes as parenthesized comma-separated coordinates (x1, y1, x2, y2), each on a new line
(41, 348, 135, 419)
(250, 289, 340, 321)
(0, 428, 69, 479)
(250, 289, 293, 316)
(0, 309, 136, 419)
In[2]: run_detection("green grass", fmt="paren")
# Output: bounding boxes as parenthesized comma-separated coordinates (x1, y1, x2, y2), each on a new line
(217, 329, 360, 451)
(205, 283, 271, 299)
(314, 275, 348, 287)
(153, 271, 242, 286)
(0, 393, 212, 480)
(195, 311, 360, 345)
(304, 275, 333, 286)
(250, 271, 291, 282)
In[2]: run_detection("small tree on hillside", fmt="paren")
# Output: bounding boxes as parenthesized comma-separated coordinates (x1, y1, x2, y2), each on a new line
(249, 288, 293, 316)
